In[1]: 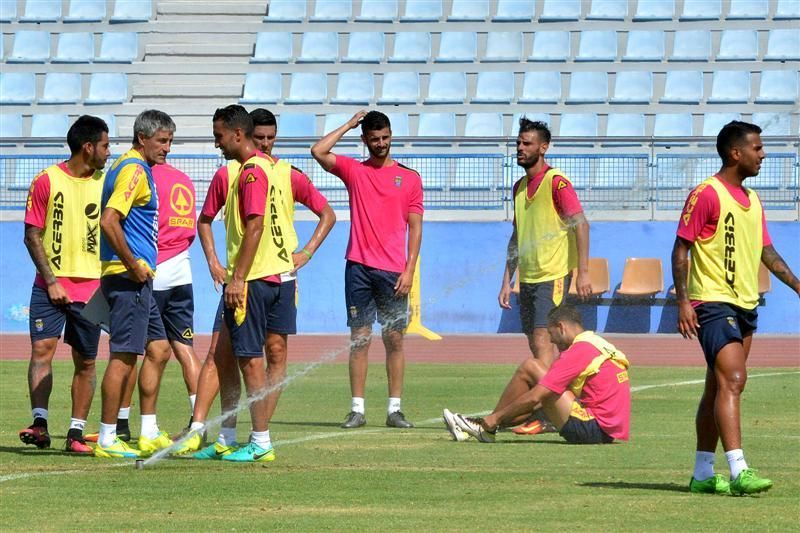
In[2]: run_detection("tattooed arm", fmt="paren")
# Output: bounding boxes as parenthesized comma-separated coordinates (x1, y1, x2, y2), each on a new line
(671, 236, 699, 339)
(761, 245, 800, 297)
(498, 227, 519, 310)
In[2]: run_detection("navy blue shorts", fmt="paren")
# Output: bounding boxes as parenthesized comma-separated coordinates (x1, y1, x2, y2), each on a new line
(212, 294, 224, 334)
(559, 417, 614, 445)
(224, 279, 296, 358)
(101, 274, 167, 355)
(29, 285, 101, 359)
(153, 284, 194, 345)
(344, 261, 408, 330)
(518, 274, 571, 332)
(695, 302, 758, 368)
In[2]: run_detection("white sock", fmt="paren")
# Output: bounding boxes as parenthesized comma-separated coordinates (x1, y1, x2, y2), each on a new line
(189, 394, 197, 411)
(251, 430, 271, 448)
(218, 427, 237, 446)
(351, 397, 365, 414)
(388, 397, 402, 414)
(725, 449, 748, 480)
(117, 407, 130, 420)
(69, 418, 87, 432)
(693, 451, 716, 481)
(189, 421, 204, 433)
(98, 422, 117, 448)
(32, 408, 48, 421)
(141, 414, 160, 439)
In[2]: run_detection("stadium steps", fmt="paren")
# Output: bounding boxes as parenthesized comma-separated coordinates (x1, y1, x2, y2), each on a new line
(132, 76, 243, 99)
(156, 0, 266, 18)
(145, 43, 254, 62)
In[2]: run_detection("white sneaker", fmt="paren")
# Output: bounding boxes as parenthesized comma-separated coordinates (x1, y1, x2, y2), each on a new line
(442, 409, 470, 442)
(453, 413, 496, 443)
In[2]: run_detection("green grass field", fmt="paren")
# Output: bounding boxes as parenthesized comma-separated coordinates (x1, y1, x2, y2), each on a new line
(1, 360, 798, 531)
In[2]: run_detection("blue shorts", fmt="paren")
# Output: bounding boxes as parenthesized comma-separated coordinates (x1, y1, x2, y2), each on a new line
(224, 279, 296, 358)
(29, 285, 101, 359)
(212, 294, 224, 334)
(518, 273, 571, 332)
(344, 261, 408, 330)
(101, 274, 167, 355)
(695, 302, 758, 368)
(153, 284, 194, 345)
(559, 416, 614, 445)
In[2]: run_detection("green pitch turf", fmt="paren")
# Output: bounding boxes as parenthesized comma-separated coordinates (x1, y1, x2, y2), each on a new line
(1, 361, 798, 531)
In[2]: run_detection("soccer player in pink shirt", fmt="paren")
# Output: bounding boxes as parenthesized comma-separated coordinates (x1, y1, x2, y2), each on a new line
(312, 110, 423, 429)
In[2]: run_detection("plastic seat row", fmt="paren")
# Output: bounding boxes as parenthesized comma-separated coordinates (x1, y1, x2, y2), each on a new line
(3, 31, 139, 63)
(0, 113, 117, 140)
(0, 0, 152, 23)
(0, 73, 128, 104)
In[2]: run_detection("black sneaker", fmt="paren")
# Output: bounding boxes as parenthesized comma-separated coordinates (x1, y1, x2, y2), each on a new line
(340, 411, 366, 429)
(116, 426, 131, 442)
(386, 411, 414, 428)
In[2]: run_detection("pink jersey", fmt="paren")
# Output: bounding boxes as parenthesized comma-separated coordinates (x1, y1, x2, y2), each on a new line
(512, 164, 584, 223)
(330, 155, 424, 273)
(153, 163, 197, 264)
(539, 340, 631, 440)
(24, 162, 99, 303)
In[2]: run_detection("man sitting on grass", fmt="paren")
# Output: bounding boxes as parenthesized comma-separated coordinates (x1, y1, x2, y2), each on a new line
(443, 304, 630, 444)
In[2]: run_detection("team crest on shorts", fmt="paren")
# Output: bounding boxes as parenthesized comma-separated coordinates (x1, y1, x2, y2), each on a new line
(35, 319, 44, 332)
(394, 176, 402, 187)
(349, 306, 358, 318)
(727, 317, 737, 329)
(182, 328, 194, 339)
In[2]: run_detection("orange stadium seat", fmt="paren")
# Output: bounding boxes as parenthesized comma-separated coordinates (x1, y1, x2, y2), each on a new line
(618, 258, 663, 297)
(569, 258, 610, 297)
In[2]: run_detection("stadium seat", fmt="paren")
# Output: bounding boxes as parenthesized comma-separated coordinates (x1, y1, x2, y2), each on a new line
(758, 264, 772, 295)
(633, 0, 674, 20)
(311, 0, 351, 21)
(322, 113, 360, 136)
(559, 114, 598, 137)
(587, 0, 627, 20)
(343, 32, 384, 63)
(298, 33, 338, 63)
(727, 0, 768, 19)
(529, 31, 570, 61)
(252, 32, 292, 63)
(717, 30, 757, 61)
(569, 258, 610, 296)
(449, 0, 488, 20)
(752, 112, 791, 135)
(0, 73, 36, 104)
(0, 0, 16, 22)
(357, 0, 397, 21)
(540, 0, 581, 21)
(30, 113, 69, 137)
(86, 73, 128, 104)
(65, 0, 106, 22)
(53, 33, 94, 63)
(41, 73, 82, 104)
(0, 114, 23, 138)
(623, 31, 664, 61)
(653, 114, 693, 137)
(708, 71, 750, 103)
(764, 29, 800, 61)
(386, 113, 410, 136)
(775, 0, 800, 19)
(611, 72, 652, 104)
(493, 0, 534, 21)
(332, 72, 373, 104)
(97, 32, 138, 63)
(264, 0, 305, 21)
(519, 71, 561, 103)
(425, 72, 466, 104)
(401, 0, 442, 22)
(617, 258, 663, 297)
(473, 72, 514, 104)
(606, 114, 646, 136)
(484, 32, 522, 62)
(671, 30, 710, 61)
(93, 113, 117, 137)
(436, 32, 476, 62)
(21, 0, 60, 22)
(277, 113, 316, 137)
(680, 0, 720, 20)
(286, 73, 327, 104)
(417, 113, 455, 136)
(8, 31, 50, 62)
(756, 71, 798, 104)
(464, 113, 503, 137)
(661, 71, 703, 104)
(390, 32, 430, 62)
(567, 72, 607, 104)
(111, 0, 152, 22)
(378, 72, 419, 104)
(702, 113, 741, 136)
(576, 31, 617, 61)
(239, 72, 282, 104)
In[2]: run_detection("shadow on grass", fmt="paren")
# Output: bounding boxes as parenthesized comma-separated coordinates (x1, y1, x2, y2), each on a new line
(579, 481, 689, 493)
(0, 445, 94, 458)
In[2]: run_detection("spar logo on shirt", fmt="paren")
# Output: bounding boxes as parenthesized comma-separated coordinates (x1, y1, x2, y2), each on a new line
(168, 183, 195, 228)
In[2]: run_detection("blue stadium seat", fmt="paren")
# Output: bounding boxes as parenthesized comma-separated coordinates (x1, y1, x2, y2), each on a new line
(449, 0, 488, 20)
(0, 36, 3, 59)
(680, 0, 720, 20)
(356, 0, 397, 21)
(606, 114, 645, 136)
(708, 71, 750, 103)
(0, 73, 36, 104)
(8, 31, 50, 62)
(390, 32, 430, 62)
(611, 72, 652, 104)
(343, 32, 384, 62)
(286, 73, 327, 104)
(298, 32, 338, 63)
(53, 33, 93, 63)
(311, 0, 351, 21)
(401, 0, 442, 22)
(436, 32, 476, 62)
(86, 73, 128, 104)
(239, 72, 282, 104)
(111, 0, 152, 22)
(379, 72, 419, 104)
(576, 31, 617, 61)
(41, 73, 82, 104)
(386, 113, 409, 136)
(0, 114, 23, 138)
(264, 0, 305, 21)
(473, 72, 514, 103)
(633, 0, 674, 20)
(752, 113, 790, 135)
(775, 0, 800, 19)
(464, 113, 503, 137)
(511, 113, 550, 134)
(623, 30, 664, 61)
(559, 114, 598, 137)
(702, 113, 741, 136)
(252, 32, 292, 63)
(717, 30, 757, 61)
(661, 71, 703, 104)
(332, 72, 373, 104)
(425, 72, 466, 104)
(417, 113, 455, 136)
(756, 71, 798, 104)
(654, 114, 693, 137)
(588, 0, 627, 20)
(278, 113, 316, 137)
(484, 32, 522, 61)
(322, 114, 360, 136)
(97, 32, 138, 63)
(529, 31, 570, 61)
(540, 0, 581, 21)
(493, 0, 534, 21)
(567, 72, 607, 103)
(65, 0, 106, 22)
(520, 72, 561, 103)
(30, 113, 69, 137)
(21, 0, 61, 22)
(765, 29, 800, 61)
(0, 0, 16, 22)
(671, 30, 710, 61)
(727, 0, 768, 19)
(93, 113, 117, 137)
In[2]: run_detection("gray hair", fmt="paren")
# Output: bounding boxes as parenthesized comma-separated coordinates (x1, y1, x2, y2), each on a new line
(132, 109, 175, 145)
